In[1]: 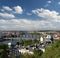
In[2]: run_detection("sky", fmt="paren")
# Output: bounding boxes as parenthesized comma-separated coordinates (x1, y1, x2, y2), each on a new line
(0, 0, 60, 31)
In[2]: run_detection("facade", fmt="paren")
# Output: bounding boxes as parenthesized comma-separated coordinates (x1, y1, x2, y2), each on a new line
(40, 37, 44, 43)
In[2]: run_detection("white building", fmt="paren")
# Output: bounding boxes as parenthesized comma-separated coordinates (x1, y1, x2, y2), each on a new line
(18, 48, 34, 54)
(46, 35, 51, 41)
(40, 37, 44, 43)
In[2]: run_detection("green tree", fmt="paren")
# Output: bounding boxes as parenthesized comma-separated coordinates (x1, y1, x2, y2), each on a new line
(21, 53, 35, 58)
(41, 40, 60, 58)
(16, 42, 20, 46)
(0, 36, 3, 40)
(0, 44, 9, 58)
(33, 49, 43, 58)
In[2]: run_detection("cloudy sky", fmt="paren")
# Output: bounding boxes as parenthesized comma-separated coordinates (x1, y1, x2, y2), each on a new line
(0, 0, 60, 31)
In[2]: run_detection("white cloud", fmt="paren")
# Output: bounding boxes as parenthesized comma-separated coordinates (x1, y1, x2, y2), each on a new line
(58, 2, 60, 5)
(1, 6, 23, 15)
(13, 6, 23, 14)
(44, 4, 49, 7)
(32, 8, 60, 22)
(44, 1, 51, 7)
(47, 1, 51, 3)
(0, 8, 60, 31)
(0, 6, 23, 18)
(26, 13, 32, 16)
(0, 12, 15, 18)
(3, 6, 12, 11)
(1, 9, 5, 12)
(0, 19, 58, 31)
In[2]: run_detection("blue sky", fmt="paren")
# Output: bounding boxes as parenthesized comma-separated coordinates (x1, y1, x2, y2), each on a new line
(0, 0, 60, 31)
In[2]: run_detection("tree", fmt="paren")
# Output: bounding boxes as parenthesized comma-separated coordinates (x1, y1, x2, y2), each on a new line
(0, 36, 3, 41)
(33, 49, 43, 58)
(21, 53, 35, 58)
(0, 44, 9, 58)
(20, 32, 25, 39)
(41, 40, 60, 58)
(16, 42, 20, 46)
